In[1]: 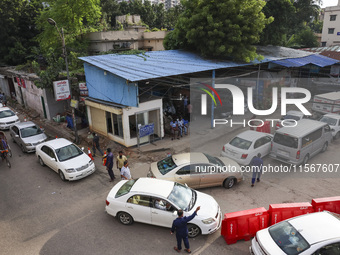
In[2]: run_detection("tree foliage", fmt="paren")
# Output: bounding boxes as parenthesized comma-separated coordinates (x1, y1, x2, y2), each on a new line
(164, 0, 272, 62)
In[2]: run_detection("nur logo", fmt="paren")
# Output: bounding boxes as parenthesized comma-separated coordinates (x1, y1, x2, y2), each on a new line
(199, 83, 222, 115)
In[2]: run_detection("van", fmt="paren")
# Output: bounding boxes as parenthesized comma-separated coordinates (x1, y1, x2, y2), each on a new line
(270, 119, 332, 165)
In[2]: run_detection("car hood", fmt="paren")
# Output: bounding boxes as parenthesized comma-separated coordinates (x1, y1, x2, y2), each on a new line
(256, 229, 286, 255)
(187, 190, 219, 219)
(0, 115, 18, 123)
(59, 153, 91, 168)
(21, 133, 47, 144)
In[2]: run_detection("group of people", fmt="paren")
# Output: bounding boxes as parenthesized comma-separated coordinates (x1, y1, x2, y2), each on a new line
(92, 132, 131, 182)
(170, 117, 189, 140)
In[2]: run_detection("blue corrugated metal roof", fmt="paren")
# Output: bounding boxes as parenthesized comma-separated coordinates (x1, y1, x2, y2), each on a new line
(272, 54, 338, 68)
(79, 50, 273, 82)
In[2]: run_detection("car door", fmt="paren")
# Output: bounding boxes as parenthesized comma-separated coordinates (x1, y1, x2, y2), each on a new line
(125, 195, 152, 224)
(255, 136, 273, 157)
(41, 146, 59, 172)
(150, 197, 177, 228)
(11, 126, 20, 144)
(174, 164, 201, 188)
(197, 163, 222, 188)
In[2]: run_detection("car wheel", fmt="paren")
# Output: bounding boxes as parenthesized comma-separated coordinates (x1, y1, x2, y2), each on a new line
(223, 177, 236, 189)
(59, 170, 66, 181)
(117, 212, 134, 225)
(302, 154, 309, 165)
(38, 156, 45, 166)
(335, 132, 340, 140)
(20, 144, 26, 153)
(187, 224, 200, 238)
(321, 142, 328, 152)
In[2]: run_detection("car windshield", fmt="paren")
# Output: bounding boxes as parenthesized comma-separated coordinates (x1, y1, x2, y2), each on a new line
(229, 137, 252, 150)
(167, 182, 195, 211)
(283, 115, 302, 121)
(0, 110, 15, 119)
(273, 133, 298, 149)
(269, 221, 310, 255)
(20, 126, 43, 138)
(157, 156, 178, 175)
(115, 179, 137, 198)
(55, 144, 83, 162)
(204, 153, 224, 166)
(320, 116, 337, 126)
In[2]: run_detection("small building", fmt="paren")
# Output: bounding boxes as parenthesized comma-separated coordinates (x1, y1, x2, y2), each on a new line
(321, 1, 340, 47)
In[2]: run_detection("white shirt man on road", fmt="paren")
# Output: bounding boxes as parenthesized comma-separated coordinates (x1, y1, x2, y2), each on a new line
(121, 161, 131, 180)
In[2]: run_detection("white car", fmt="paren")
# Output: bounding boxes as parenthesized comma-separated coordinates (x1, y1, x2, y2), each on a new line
(221, 130, 273, 165)
(35, 138, 95, 181)
(105, 178, 222, 238)
(250, 211, 340, 255)
(0, 107, 20, 130)
(275, 110, 305, 130)
(319, 113, 340, 139)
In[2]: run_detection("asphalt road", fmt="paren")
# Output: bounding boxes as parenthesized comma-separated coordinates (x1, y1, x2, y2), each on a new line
(1, 125, 340, 255)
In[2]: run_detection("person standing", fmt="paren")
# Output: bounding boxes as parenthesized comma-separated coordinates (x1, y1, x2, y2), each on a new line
(105, 148, 115, 182)
(250, 153, 263, 187)
(171, 206, 201, 253)
(170, 118, 179, 140)
(187, 101, 192, 121)
(2, 93, 7, 106)
(183, 95, 188, 114)
(116, 151, 127, 173)
(92, 132, 104, 157)
(121, 161, 131, 180)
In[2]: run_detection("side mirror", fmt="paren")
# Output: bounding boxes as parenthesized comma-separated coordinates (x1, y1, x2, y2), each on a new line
(14, 135, 19, 138)
(81, 147, 84, 151)
(173, 211, 178, 217)
(51, 158, 57, 162)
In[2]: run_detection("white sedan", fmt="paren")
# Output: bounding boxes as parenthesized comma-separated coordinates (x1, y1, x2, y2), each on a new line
(250, 211, 340, 255)
(221, 130, 273, 165)
(105, 178, 222, 238)
(0, 107, 20, 130)
(36, 138, 95, 181)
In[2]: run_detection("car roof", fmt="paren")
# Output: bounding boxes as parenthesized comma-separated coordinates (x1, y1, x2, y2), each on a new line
(172, 152, 209, 166)
(323, 114, 340, 119)
(289, 211, 340, 244)
(286, 110, 304, 116)
(13, 121, 36, 129)
(275, 119, 327, 136)
(234, 130, 272, 142)
(41, 138, 72, 149)
(130, 178, 175, 198)
(0, 107, 12, 112)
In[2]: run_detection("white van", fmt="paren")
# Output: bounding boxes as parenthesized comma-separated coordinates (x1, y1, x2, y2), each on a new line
(319, 113, 340, 140)
(270, 119, 332, 165)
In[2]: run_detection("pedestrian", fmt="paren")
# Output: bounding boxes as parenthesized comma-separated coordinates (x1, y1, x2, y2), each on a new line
(171, 206, 201, 253)
(105, 148, 115, 182)
(121, 161, 132, 180)
(92, 132, 103, 157)
(183, 95, 188, 114)
(170, 118, 179, 140)
(2, 93, 7, 106)
(116, 151, 127, 173)
(187, 101, 192, 121)
(250, 153, 263, 187)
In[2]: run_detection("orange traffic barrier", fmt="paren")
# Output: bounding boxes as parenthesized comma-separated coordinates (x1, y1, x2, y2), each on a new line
(312, 196, 340, 214)
(268, 202, 314, 225)
(87, 147, 94, 161)
(102, 151, 107, 166)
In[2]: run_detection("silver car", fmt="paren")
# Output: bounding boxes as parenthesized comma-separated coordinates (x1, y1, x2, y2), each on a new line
(10, 121, 47, 153)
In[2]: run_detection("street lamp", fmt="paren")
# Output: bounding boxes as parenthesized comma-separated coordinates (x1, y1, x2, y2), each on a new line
(47, 18, 79, 143)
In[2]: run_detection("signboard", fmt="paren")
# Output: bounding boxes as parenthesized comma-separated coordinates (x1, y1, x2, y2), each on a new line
(16, 77, 26, 88)
(139, 123, 154, 137)
(337, 32, 340, 35)
(79, 82, 88, 96)
(53, 80, 71, 101)
(70, 99, 79, 108)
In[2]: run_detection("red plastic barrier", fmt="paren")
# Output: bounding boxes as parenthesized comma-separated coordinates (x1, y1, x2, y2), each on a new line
(268, 202, 314, 226)
(221, 207, 269, 245)
(312, 196, 340, 214)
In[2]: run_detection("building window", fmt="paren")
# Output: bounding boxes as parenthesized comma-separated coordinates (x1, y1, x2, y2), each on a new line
(321, 42, 326, 47)
(330, 15, 337, 21)
(329, 28, 335, 34)
(106, 111, 123, 138)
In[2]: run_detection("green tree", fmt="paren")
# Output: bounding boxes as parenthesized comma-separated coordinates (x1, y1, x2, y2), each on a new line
(101, 0, 121, 28)
(0, 0, 44, 65)
(294, 26, 319, 48)
(165, 0, 272, 62)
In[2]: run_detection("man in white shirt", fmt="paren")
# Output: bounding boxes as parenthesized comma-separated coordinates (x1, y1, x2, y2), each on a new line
(121, 161, 131, 180)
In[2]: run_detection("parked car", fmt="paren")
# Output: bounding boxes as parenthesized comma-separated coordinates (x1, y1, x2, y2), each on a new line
(10, 121, 47, 152)
(319, 113, 340, 140)
(0, 107, 20, 130)
(105, 177, 222, 238)
(221, 130, 273, 165)
(147, 152, 243, 189)
(270, 119, 332, 165)
(250, 211, 340, 255)
(35, 138, 95, 181)
(275, 111, 305, 130)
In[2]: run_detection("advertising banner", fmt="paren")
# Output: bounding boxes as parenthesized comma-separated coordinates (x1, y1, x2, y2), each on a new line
(53, 80, 71, 101)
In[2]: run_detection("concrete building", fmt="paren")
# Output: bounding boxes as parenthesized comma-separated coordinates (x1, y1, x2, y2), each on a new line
(321, 0, 340, 46)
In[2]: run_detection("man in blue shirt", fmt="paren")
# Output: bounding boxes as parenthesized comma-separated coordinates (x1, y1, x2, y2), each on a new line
(105, 148, 115, 182)
(171, 206, 200, 253)
(250, 153, 263, 187)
